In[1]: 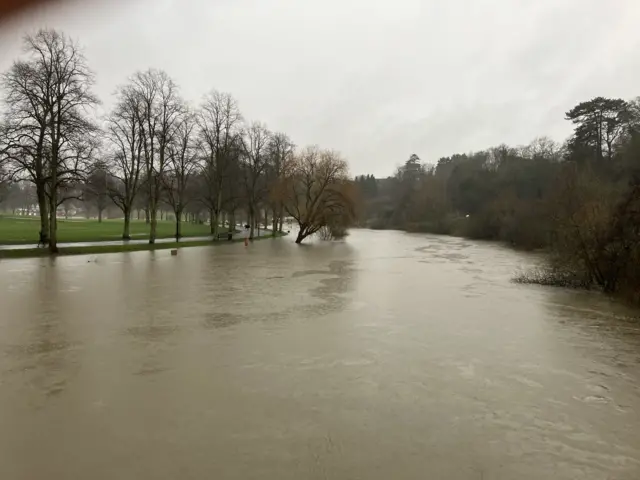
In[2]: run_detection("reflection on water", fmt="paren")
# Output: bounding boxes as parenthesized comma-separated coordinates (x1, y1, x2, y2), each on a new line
(0, 231, 639, 479)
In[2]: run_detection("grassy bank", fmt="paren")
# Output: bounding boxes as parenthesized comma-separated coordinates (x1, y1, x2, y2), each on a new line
(0, 233, 286, 259)
(0, 216, 221, 244)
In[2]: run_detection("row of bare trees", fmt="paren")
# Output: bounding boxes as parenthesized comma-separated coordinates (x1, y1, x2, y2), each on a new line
(0, 29, 357, 251)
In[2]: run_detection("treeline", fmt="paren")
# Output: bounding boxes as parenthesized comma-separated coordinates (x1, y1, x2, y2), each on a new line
(0, 29, 356, 249)
(358, 97, 640, 301)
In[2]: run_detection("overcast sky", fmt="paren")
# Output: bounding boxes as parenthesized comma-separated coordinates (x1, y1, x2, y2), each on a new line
(1, 0, 639, 177)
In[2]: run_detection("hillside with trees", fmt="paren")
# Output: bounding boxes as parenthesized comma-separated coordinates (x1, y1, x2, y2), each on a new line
(356, 97, 640, 302)
(0, 29, 356, 249)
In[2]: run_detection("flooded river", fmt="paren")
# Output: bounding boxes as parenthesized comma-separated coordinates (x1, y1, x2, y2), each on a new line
(0, 230, 639, 479)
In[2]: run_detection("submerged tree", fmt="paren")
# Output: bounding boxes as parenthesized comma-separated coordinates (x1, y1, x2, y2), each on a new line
(279, 146, 356, 244)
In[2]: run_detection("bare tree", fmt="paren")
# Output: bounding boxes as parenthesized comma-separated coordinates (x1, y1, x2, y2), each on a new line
(83, 159, 110, 221)
(220, 136, 245, 236)
(131, 69, 182, 244)
(162, 106, 199, 240)
(241, 121, 271, 239)
(0, 164, 9, 207)
(0, 29, 99, 252)
(105, 84, 144, 238)
(279, 146, 355, 244)
(267, 131, 295, 234)
(1, 47, 53, 241)
(197, 90, 242, 238)
(522, 136, 563, 161)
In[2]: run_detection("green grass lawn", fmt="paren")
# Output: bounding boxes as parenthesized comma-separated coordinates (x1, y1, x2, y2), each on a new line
(0, 216, 219, 244)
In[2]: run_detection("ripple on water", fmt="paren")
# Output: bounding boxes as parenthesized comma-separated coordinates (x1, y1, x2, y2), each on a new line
(574, 395, 611, 405)
(125, 324, 179, 341)
(202, 312, 245, 330)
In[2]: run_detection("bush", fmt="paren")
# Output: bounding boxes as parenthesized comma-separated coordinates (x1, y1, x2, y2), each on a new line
(330, 225, 349, 239)
(317, 224, 350, 240)
(513, 265, 592, 289)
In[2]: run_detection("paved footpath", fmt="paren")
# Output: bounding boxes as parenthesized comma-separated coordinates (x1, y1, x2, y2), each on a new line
(0, 228, 274, 250)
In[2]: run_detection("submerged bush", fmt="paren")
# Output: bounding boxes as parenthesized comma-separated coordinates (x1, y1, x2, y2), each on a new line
(513, 265, 593, 289)
(317, 224, 349, 241)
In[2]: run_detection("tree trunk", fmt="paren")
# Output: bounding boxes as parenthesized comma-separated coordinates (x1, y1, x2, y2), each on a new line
(36, 184, 49, 244)
(123, 210, 131, 240)
(295, 229, 305, 244)
(98, 208, 103, 223)
(149, 207, 157, 244)
(144, 208, 150, 225)
(271, 208, 278, 236)
(175, 208, 182, 241)
(264, 209, 268, 231)
(228, 211, 235, 232)
(249, 204, 255, 239)
(209, 209, 215, 236)
(212, 211, 219, 240)
(278, 206, 284, 233)
(48, 194, 58, 254)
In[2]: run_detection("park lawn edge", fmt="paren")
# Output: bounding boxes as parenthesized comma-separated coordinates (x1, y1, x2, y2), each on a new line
(0, 217, 234, 245)
(0, 233, 214, 245)
(0, 232, 287, 259)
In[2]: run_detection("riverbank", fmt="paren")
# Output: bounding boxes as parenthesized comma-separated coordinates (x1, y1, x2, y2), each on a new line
(0, 232, 286, 259)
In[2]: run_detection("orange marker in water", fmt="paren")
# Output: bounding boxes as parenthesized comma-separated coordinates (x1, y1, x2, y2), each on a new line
(243, 224, 250, 246)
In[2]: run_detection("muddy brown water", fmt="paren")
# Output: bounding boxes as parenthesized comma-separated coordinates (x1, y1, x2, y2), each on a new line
(0, 230, 639, 479)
